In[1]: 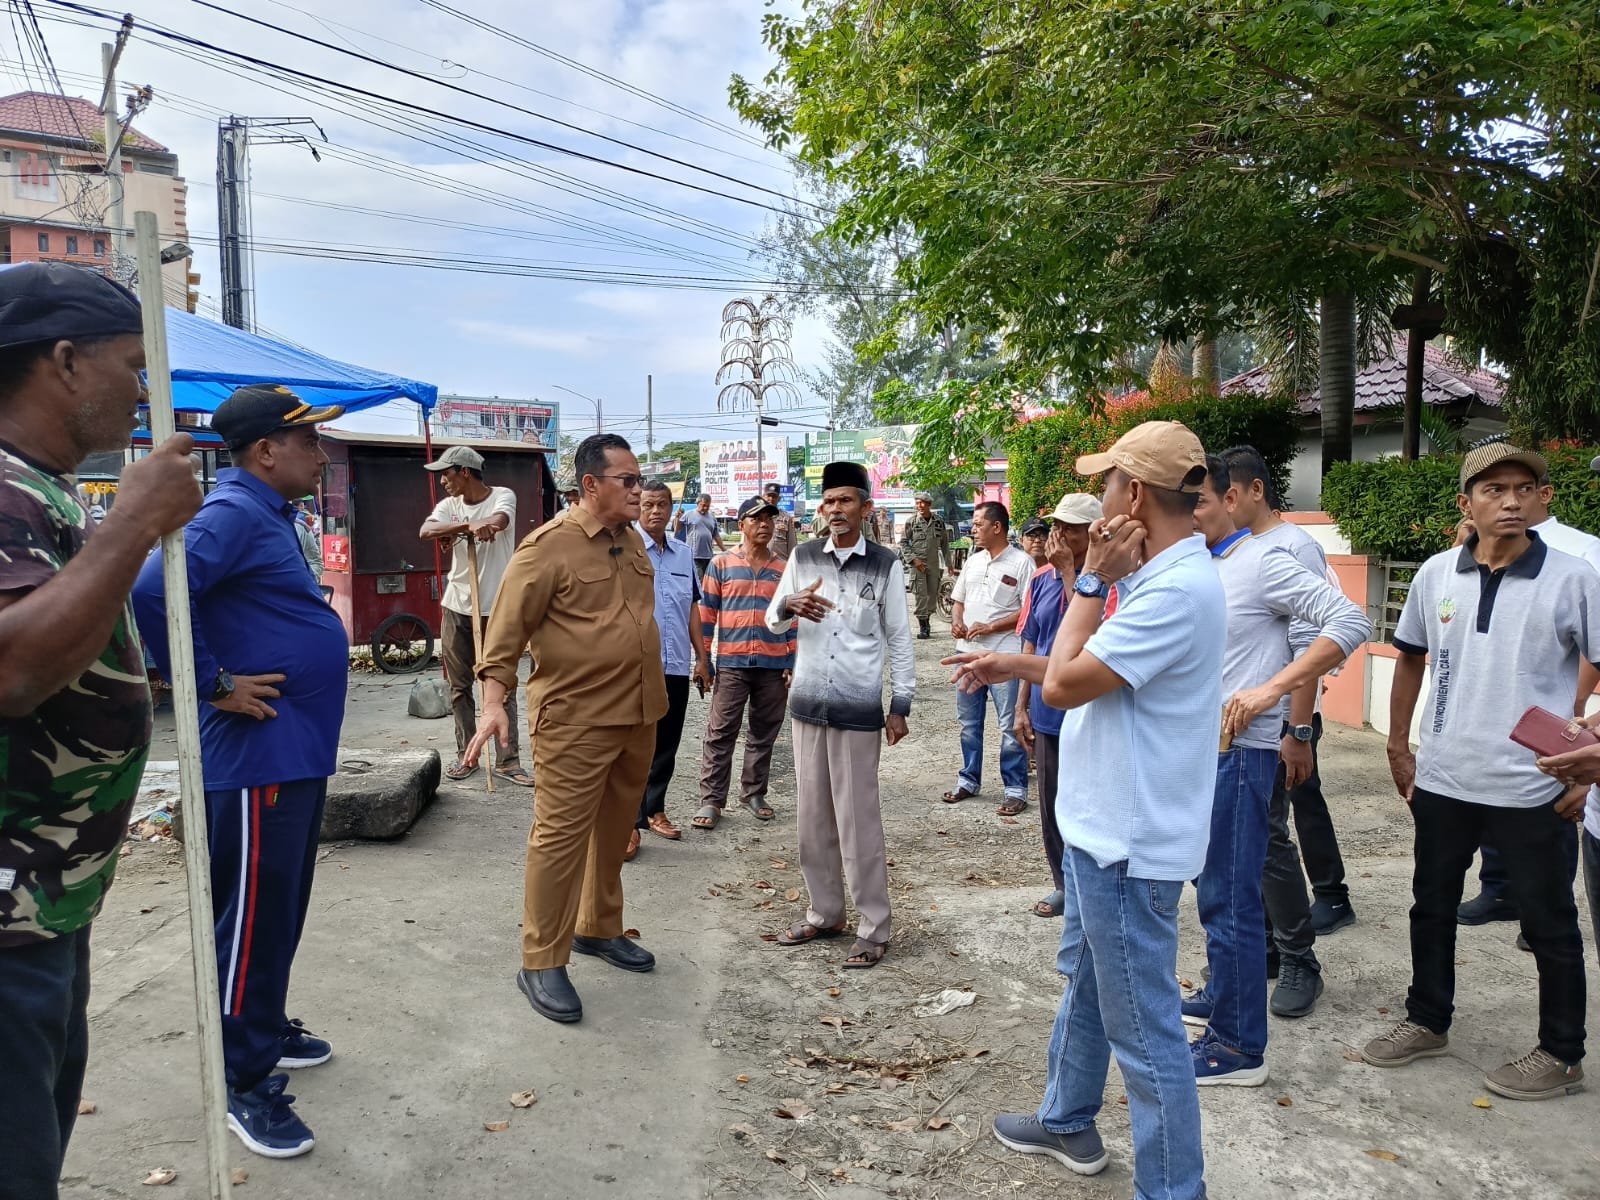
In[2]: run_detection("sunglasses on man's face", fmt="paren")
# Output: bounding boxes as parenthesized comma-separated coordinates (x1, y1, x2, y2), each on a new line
(598, 473, 644, 489)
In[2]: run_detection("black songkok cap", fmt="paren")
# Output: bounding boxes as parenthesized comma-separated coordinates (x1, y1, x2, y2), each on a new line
(821, 461, 870, 493)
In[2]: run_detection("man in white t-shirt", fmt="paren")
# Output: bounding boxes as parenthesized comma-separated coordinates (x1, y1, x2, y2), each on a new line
(419, 445, 532, 786)
(944, 502, 1035, 815)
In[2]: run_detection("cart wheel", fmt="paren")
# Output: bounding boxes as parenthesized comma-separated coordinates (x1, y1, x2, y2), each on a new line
(937, 580, 955, 618)
(370, 612, 434, 674)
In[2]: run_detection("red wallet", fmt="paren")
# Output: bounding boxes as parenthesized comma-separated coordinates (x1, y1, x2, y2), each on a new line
(1509, 707, 1600, 758)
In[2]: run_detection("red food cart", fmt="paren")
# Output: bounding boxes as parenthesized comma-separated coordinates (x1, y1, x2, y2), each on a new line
(318, 430, 559, 671)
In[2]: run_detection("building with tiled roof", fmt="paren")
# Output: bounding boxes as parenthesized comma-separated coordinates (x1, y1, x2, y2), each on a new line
(1223, 335, 1507, 509)
(0, 89, 188, 295)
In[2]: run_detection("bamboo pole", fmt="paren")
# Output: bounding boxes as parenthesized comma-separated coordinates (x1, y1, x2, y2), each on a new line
(464, 535, 495, 792)
(135, 211, 231, 1198)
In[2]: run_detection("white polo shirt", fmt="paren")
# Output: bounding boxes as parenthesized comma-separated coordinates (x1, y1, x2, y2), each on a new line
(1056, 535, 1227, 881)
(1530, 515, 1600, 837)
(951, 543, 1035, 652)
(1394, 532, 1600, 808)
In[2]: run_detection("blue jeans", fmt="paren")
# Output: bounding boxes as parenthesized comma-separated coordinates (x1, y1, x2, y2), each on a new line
(1039, 847, 1207, 1200)
(1195, 747, 1276, 1058)
(955, 679, 1028, 800)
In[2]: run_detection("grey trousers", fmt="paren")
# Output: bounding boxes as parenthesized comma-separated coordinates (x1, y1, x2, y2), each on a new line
(793, 719, 891, 944)
(441, 606, 520, 768)
(699, 666, 789, 810)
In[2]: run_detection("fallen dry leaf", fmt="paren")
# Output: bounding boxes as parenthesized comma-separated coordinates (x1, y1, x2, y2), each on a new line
(142, 1168, 177, 1186)
(926, 1116, 954, 1131)
(1341, 1048, 1364, 1063)
(1472, 1096, 1493, 1110)
(758, 932, 779, 942)
(784, 887, 801, 902)
(1178, 978, 1194, 990)
(827, 987, 841, 998)
(483, 1120, 510, 1132)
(885, 1116, 919, 1133)
(1365, 1149, 1400, 1162)
(1377, 1006, 1390, 1015)
(1000, 816, 1019, 825)
(736, 1075, 750, 1084)
(77, 1099, 97, 1115)
(230, 1168, 248, 1186)
(707, 887, 720, 897)
(928, 904, 939, 912)
(1117, 1095, 1128, 1105)
(819, 1014, 852, 1029)
(770, 859, 789, 870)
(777, 1099, 814, 1120)
(510, 1089, 538, 1109)
(764, 1148, 787, 1164)
(1275, 1096, 1293, 1107)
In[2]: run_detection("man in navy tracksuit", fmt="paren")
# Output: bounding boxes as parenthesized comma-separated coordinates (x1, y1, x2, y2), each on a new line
(133, 385, 348, 1159)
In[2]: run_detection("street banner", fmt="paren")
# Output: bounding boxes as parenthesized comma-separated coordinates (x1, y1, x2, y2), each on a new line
(699, 437, 787, 514)
(804, 426, 919, 506)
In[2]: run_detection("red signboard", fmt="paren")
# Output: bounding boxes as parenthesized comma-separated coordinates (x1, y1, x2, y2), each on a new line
(323, 535, 350, 572)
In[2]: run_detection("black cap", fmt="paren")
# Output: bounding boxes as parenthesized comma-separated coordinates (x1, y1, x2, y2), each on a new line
(738, 496, 780, 520)
(212, 384, 344, 450)
(821, 461, 870, 493)
(1019, 517, 1049, 536)
(0, 262, 143, 350)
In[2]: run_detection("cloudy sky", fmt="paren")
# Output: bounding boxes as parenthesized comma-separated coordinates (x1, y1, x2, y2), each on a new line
(20, 0, 828, 449)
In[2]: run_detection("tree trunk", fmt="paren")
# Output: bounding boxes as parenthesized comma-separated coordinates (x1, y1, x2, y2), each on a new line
(1319, 290, 1356, 476)
(1193, 339, 1220, 393)
(1402, 268, 1431, 461)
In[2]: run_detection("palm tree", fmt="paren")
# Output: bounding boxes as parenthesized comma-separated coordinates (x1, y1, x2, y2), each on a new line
(1318, 290, 1355, 474)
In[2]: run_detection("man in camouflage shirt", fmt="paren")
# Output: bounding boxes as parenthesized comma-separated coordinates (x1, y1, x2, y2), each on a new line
(0, 263, 200, 1200)
(899, 490, 953, 639)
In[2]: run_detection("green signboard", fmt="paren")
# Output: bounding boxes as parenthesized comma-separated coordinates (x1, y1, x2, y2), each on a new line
(803, 425, 919, 505)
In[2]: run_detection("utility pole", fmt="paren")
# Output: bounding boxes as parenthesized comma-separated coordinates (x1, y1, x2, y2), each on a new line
(646, 374, 654, 466)
(216, 116, 323, 330)
(100, 38, 129, 278)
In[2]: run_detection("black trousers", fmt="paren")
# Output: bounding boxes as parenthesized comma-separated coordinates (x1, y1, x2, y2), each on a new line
(1035, 730, 1065, 894)
(1263, 751, 1318, 962)
(637, 673, 691, 828)
(1584, 829, 1600, 967)
(0, 927, 91, 1200)
(1474, 825, 1579, 902)
(1287, 716, 1349, 904)
(1406, 787, 1586, 1063)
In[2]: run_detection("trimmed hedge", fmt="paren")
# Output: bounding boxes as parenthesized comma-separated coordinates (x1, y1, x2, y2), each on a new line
(1005, 390, 1301, 522)
(1321, 446, 1600, 562)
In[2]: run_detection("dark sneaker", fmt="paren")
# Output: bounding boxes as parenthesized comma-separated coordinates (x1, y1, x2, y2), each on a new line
(1457, 891, 1519, 925)
(992, 1113, 1108, 1175)
(1310, 898, 1356, 936)
(227, 1074, 314, 1158)
(1516, 932, 1532, 953)
(1485, 1049, 1584, 1101)
(276, 1019, 332, 1069)
(1192, 1034, 1268, 1087)
(1361, 1021, 1448, 1067)
(1180, 986, 1213, 1031)
(1269, 956, 1325, 1019)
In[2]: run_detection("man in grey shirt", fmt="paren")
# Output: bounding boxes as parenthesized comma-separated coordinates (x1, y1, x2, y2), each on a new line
(675, 493, 726, 579)
(1186, 457, 1370, 1085)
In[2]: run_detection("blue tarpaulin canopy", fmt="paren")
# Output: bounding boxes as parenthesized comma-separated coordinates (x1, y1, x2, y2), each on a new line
(164, 308, 437, 415)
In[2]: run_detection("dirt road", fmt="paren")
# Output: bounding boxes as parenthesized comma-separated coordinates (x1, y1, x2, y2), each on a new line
(62, 631, 1598, 1198)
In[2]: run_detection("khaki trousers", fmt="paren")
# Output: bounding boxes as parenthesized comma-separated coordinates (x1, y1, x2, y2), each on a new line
(793, 719, 891, 944)
(521, 719, 654, 970)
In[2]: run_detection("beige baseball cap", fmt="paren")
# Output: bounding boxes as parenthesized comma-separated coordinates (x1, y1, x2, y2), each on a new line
(1459, 441, 1547, 492)
(424, 444, 486, 473)
(1050, 493, 1104, 525)
(1075, 421, 1207, 492)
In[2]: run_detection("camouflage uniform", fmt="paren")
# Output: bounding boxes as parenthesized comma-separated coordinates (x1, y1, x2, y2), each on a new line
(0, 444, 150, 948)
(899, 510, 951, 632)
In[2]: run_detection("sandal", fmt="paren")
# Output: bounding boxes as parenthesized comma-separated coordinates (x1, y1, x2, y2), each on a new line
(941, 787, 976, 805)
(842, 938, 887, 969)
(499, 766, 535, 788)
(776, 921, 847, 947)
(740, 797, 775, 821)
(691, 805, 721, 831)
(445, 759, 477, 782)
(1034, 890, 1065, 918)
(996, 798, 1027, 817)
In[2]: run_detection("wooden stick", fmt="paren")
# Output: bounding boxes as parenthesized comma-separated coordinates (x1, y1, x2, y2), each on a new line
(135, 211, 231, 1199)
(464, 535, 495, 792)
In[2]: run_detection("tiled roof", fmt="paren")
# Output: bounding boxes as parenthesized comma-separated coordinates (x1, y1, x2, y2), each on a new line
(1222, 336, 1503, 413)
(0, 91, 168, 153)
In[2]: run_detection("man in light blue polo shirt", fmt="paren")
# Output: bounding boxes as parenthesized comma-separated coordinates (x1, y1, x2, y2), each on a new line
(946, 422, 1223, 1197)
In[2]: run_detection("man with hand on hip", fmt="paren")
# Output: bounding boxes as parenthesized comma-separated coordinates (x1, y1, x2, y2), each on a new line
(767, 461, 915, 970)
(945, 421, 1223, 1197)
(134, 384, 350, 1159)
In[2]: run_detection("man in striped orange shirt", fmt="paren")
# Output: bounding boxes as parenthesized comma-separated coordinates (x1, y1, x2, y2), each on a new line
(693, 495, 796, 830)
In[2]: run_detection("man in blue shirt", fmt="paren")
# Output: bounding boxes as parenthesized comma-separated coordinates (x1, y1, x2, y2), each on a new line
(631, 481, 712, 858)
(133, 385, 350, 1160)
(947, 422, 1223, 1197)
(1015, 492, 1100, 918)
(674, 492, 726, 579)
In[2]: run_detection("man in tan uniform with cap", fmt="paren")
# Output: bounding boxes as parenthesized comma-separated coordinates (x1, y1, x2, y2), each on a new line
(466, 433, 667, 1025)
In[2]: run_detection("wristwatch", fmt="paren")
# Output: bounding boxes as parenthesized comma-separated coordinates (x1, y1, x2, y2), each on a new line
(1288, 724, 1314, 743)
(1073, 571, 1108, 600)
(209, 668, 235, 702)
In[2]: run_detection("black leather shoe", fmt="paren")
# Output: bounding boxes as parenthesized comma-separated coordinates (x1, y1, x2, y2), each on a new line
(572, 934, 656, 973)
(1457, 892, 1519, 926)
(517, 967, 582, 1023)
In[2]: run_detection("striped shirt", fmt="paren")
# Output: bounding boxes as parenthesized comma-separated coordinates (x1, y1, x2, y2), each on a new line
(701, 549, 795, 670)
